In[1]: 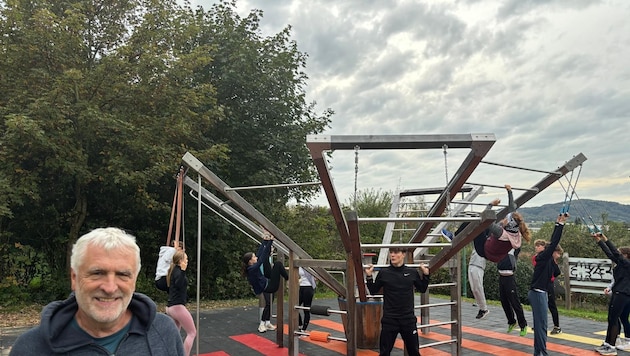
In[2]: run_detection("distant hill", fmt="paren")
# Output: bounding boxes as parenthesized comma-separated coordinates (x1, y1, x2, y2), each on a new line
(518, 199, 630, 224)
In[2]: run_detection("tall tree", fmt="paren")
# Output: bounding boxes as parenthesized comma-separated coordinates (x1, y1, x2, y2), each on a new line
(0, 0, 225, 275)
(194, 1, 332, 213)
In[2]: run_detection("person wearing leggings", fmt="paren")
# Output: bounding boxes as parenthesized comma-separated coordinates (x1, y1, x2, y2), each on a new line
(243, 229, 289, 333)
(593, 232, 630, 355)
(166, 250, 196, 356)
(298, 267, 317, 331)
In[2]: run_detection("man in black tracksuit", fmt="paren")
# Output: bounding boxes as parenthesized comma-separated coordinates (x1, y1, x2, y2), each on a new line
(365, 246, 430, 356)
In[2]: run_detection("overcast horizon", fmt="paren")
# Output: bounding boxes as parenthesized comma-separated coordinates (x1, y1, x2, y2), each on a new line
(190, 0, 630, 210)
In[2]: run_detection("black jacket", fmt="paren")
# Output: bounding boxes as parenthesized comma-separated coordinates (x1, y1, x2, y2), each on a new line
(598, 239, 630, 296)
(167, 265, 188, 307)
(530, 223, 564, 291)
(366, 264, 429, 322)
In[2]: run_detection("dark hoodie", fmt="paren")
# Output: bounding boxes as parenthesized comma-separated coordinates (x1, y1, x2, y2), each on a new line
(9, 293, 184, 356)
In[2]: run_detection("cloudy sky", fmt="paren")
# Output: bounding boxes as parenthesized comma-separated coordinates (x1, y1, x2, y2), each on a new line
(191, 0, 629, 210)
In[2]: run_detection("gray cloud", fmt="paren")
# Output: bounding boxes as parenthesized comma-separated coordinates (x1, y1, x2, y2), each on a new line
(192, 0, 630, 207)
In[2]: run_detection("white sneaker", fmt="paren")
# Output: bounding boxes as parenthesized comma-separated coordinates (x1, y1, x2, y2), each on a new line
(258, 324, 267, 333)
(617, 341, 630, 351)
(265, 323, 277, 331)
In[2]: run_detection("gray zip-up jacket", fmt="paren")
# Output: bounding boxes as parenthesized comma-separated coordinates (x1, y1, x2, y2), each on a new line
(9, 293, 184, 355)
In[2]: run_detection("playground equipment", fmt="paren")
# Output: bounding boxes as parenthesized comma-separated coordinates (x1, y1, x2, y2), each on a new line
(181, 133, 587, 356)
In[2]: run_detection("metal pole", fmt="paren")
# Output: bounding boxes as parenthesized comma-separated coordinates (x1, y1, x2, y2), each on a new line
(358, 216, 480, 223)
(466, 182, 539, 192)
(195, 173, 202, 356)
(224, 181, 321, 191)
(480, 160, 561, 175)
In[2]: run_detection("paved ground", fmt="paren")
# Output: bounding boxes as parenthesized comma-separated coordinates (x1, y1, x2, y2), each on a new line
(0, 296, 612, 355)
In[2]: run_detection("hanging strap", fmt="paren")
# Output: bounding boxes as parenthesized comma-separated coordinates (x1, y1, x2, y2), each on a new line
(166, 166, 186, 248)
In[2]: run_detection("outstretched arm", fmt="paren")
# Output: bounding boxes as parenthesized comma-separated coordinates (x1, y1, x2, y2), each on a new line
(505, 184, 517, 212)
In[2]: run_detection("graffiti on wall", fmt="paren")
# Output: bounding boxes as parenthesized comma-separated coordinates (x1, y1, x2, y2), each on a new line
(568, 258, 613, 282)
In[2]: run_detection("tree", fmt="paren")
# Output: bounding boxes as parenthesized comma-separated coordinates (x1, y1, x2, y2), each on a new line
(0, 0, 333, 302)
(193, 1, 332, 212)
(0, 0, 226, 292)
(344, 188, 394, 247)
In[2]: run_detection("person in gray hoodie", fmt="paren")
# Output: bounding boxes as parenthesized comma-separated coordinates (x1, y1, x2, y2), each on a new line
(10, 227, 184, 356)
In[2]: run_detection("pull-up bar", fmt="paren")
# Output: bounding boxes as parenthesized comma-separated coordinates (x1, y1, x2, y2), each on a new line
(357, 217, 480, 223)
(450, 200, 508, 207)
(361, 243, 451, 248)
(480, 160, 561, 175)
(466, 182, 539, 192)
(224, 181, 321, 191)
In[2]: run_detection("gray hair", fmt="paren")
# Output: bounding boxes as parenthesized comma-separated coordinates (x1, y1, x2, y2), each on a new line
(71, 227, 141, 275)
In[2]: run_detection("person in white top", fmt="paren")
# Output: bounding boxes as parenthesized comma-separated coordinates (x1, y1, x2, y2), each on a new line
(468, 249, 489, 319)
(298, 267, 317, 331)
(155, 240, 182, 291)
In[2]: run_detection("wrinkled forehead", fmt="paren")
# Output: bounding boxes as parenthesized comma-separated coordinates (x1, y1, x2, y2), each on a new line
(82, 245, 138, 269)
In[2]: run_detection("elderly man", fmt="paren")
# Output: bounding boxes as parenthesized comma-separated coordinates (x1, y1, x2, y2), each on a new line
(10, 227, 185, 355)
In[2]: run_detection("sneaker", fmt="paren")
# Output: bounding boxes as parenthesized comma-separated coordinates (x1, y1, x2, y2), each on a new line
(550, 326, 562, 335)
(617, 338, 630, 351)
(258, 324, 267, 333)
(598, 344, 618, 355)
(441, 228, 454, 241)
(265, 323, 277, 331)
(475, 309, 489, 319)
(507, 323, 516, 333)
(519, 327, 528, 337)
(596, 343, 608, 352)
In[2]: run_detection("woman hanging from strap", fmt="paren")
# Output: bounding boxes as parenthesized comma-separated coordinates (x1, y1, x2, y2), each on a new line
(155, 166, 186, 291)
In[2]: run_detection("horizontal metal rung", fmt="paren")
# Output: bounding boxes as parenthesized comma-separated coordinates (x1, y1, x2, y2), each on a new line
(358, 217, 481, 223)
(419, 339, 457, 349)
(480, 160, 561, 175)
(428, 282, 457, 288)
(364, 264, 427, 268)
(466, 182, 539, 192)
(361, 243, 450, 248)
(417, 320, 457, 328)
(415, 301, 457, 309)
(451, 200, 508, 207)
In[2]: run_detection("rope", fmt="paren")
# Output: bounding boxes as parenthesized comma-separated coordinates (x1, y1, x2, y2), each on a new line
(555, 166, 599, 232)
(560, 164, 582, 215)
(166, 166, 187, 248)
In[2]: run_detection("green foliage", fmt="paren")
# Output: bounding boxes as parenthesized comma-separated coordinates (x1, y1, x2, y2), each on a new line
(345, 188, 394, 247)
(0, 241, 66, 305)
(278, 205, 344, 260)
(0, 0, 331, 303)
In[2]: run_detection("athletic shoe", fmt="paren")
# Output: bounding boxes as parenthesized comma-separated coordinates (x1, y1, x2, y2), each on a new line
(475, 309, 489, 319)
(617, 338, 630, 351)
(597, 344, 618, 355)
(507, 323, 516, 333)
(596, 343, 608, 352)
(441, 228, 454, 241)
(265, 323, 277, 331)
(258, 324, 267, 333)
(550, 326, 562, 335)
(520, 327, 528, 337)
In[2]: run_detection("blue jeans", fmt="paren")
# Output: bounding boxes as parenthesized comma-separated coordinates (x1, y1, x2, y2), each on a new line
(529, 289, 548, 356)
